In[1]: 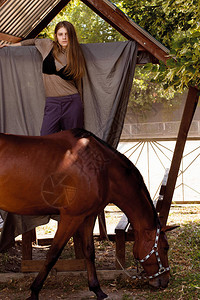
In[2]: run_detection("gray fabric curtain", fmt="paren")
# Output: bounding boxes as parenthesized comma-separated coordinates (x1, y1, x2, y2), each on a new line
(82, 41, 137, 148)
(0, 41, 138, 251)
(0, 46, 45, 135)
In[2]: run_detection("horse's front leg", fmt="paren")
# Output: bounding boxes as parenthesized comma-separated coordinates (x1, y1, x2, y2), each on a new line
(78, 215, 108, 300)
(26, 214, 84, 300)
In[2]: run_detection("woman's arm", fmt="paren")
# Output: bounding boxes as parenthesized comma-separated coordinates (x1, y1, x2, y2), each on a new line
(0, 42, 22, 48)
(0, 39, 36, 49)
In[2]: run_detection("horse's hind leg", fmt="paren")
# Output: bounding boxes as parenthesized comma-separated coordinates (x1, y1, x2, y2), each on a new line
(78, 215, 108, 300)
(26, 214, 84, 300)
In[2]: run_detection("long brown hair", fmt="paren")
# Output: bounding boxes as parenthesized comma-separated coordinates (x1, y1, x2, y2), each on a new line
(53, 21, 85, 80)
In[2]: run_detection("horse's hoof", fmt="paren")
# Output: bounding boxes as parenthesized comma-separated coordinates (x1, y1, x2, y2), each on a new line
(97, 292, 108, 300)
(26, 295, 38, 300)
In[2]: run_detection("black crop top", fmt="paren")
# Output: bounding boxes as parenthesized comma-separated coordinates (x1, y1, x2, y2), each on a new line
(42, 49, 74, 81)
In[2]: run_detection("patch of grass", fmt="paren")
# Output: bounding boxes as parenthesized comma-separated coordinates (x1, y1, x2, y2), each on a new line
(96, 240, 111, 251)
(122, 293, 132, 300)
(0, 282, 8, 291)
(133, 221, 200, 300)
(126, 242, 137, 268)
(100, 220, 200, 300)
(43, 274, 87, 292)
(0, 252, 10, 272)
(60, 241, 75, 260)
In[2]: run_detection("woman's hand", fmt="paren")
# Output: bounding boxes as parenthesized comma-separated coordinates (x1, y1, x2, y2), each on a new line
(0, 42, 22, 48)
(0, 44, 10, 49)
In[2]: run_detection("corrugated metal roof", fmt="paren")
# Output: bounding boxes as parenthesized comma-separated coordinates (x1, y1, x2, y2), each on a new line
(0, 0, 60, 41)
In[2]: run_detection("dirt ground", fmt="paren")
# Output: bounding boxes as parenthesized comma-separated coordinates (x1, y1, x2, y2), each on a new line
(0, 204, 200, 300)
(0, 272, 136, 299)
(0, 205, 134, 299)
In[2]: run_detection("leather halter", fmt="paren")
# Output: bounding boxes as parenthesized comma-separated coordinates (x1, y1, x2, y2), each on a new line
(133, 225, 170, 280)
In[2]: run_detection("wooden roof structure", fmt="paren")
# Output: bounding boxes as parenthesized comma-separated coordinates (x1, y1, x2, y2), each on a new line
(0, 0, 169, 62)
(0, 0, 199, 225)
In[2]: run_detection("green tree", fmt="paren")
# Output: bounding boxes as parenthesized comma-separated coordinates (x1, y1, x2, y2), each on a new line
(128, 66, 181, 118)
(39, 0, 125, 43)
(123, 0, 200, 92)
(123, 0, 198, 49)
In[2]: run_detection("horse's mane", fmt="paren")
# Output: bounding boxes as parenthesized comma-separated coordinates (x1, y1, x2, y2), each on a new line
(72, 128, 159, 224)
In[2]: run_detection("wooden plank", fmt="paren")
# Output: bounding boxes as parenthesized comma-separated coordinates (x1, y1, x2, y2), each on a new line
(115, 214, 129, 231)
(21, 259, 86, 273)
(159, 87, 199, 226)
(0, 32, 22, 43)
(22, 230, 35, 260)
(115, 214, 127, 269)
(115, 227, 126, 269)
(37, 233, 117, 246)
(115, 214, 134, 269)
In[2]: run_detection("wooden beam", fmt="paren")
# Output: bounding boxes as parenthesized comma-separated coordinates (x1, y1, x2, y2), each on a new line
(0, 32, 22, 43)
(26, 0, 71, 38)
(81, 0, 169, 63)
(21, 259, 86, 273)
(158, 87, 199, 226)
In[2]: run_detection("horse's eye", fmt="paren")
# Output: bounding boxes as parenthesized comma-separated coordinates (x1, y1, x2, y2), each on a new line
(164, 246, 169, 251)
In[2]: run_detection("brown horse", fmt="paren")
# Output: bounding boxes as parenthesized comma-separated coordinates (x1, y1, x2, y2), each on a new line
(0, 128, 174, 300)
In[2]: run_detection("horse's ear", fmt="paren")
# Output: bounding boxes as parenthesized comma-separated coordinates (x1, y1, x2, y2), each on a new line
(161, 225, 179, 232)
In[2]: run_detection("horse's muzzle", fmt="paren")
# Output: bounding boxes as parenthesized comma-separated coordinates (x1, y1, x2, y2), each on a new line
(148, 274, 169, 289)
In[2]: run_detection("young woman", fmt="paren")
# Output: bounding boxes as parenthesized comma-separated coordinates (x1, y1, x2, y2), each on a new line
(1, 21, 85, 135)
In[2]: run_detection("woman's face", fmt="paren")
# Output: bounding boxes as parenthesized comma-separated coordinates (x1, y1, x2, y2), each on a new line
(56, 27, 68, 48)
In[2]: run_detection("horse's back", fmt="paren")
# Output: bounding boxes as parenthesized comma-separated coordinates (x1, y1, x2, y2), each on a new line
(0, 130, 110, 216)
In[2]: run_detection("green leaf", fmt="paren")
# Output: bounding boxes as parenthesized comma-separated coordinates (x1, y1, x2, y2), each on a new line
(191, 31, 200, 38)
(143, 63, 153, 71)
(186, 66, 196, 74)
(166, 58, 176, 67)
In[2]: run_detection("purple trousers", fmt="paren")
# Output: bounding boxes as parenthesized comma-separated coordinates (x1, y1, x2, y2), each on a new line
(40, 93, 84, 136)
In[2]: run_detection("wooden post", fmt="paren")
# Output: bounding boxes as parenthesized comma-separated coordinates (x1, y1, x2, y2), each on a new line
(22, 229, 36, 260)
(158, 87, 199, 226)
(98, 211, 107, 240)
(115, 214, 128, 269)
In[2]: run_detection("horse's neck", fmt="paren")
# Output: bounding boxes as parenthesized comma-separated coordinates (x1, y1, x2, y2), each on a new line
(95, 139, 158, 232)
(110, 164, 157, 232)
(121, 197, 157, 233)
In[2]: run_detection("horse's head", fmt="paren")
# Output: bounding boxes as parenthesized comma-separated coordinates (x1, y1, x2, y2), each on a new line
(133, 224, 177, 288)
